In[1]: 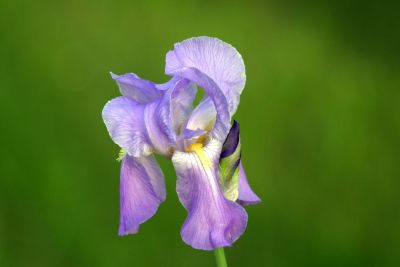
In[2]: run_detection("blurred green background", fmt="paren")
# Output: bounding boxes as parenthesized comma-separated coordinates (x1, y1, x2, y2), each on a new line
(1, 0, 399, 266)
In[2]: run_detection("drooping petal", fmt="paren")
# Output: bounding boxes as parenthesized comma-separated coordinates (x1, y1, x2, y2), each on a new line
(111, 73, 162, 103)
(237, 163, 261, 206)
(119, 155, 166, 235)
(166, 36, 246, 116)
(172, 139, 248, 250)
(102, 96, 173, 157)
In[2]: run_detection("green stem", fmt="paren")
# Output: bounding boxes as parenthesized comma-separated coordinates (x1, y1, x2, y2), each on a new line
(214, 247, 228, 267)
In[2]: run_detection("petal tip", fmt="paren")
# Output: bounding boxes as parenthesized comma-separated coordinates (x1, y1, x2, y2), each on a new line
(118, 226, 139, 236)
(237, 197, 262, 206)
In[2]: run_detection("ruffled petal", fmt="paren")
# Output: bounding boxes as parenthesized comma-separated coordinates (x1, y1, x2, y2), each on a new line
(237, 163, 261, 206)
(166, 36, 246, 115)
(172, 139, 248, 250)
(111, 73, 162, 103)
(119, 155, 166, 235)
(102, 96, 173, 157)
(102, 96, 153, 157)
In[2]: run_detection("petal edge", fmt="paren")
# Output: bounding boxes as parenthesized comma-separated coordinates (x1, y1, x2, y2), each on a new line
(119, 155, 166, 235)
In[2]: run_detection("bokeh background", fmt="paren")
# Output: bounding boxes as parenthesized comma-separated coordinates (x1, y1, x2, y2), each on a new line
(1, 0, 399, 266)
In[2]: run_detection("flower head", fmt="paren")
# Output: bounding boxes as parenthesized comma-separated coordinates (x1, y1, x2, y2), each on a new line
(102, 36, 260, 250)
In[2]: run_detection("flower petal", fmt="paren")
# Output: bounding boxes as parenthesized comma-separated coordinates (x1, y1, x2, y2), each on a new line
(237, 163, 261, 206)
(111, 73, 162, 103)
(168, 67, 231, 142)
(166, 36, 246, 115)
(186, 97, 216, 132)
(172, 139, 248, 250)
(169, 79, 197, 135)
(102, 96, 173, 157)
(119, 155, 166, 235)
(102, 96, 152, 157)
(176, 128, 206, 151)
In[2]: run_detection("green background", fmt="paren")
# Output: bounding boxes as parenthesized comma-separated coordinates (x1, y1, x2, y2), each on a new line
(1, 0, 399, 266)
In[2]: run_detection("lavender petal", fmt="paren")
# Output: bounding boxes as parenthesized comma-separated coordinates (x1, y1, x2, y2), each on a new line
(166, 36, 246, 116)
(119, 155, 166, 235)
(103, 95, 176, 156)
(237, 163, 261, 205)
(172, 139, 248, 250)
(111, 73, 162, 103)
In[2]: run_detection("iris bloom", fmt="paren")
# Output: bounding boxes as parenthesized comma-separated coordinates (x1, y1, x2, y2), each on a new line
(102, 37, 260, 250)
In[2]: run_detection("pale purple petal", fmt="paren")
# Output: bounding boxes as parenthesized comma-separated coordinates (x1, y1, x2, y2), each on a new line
(237, 163, 261, 205)
(186, 97, 216, 132)
(102, 96, 173, 157)
(119, 155, 166, 235)
(166, 36, 246, 116)
(142, 98, 175, 156)
(149, 77, 200, 153)
(176, 128, 206, 151)
(169, 67, 231, 142)
(102, 96, 152, 157)
(111, 73, 162, 103)
(169, 79, 197, 135)
(172, 139, 248, 250)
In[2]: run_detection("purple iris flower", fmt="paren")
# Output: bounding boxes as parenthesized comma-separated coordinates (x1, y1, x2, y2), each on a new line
(102, 37, 260, 250)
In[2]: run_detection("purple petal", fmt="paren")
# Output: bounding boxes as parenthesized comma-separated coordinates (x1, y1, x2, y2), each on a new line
(186, 97, 217, 132)
(111, 73, 162, 103)
(237, 163, 261, 205)
(119, 155, 166, 235)
(172, 139, 248, 250)
(169, 79, 197, 135)
(102, 96, 173, 157)
(152, 78, 198, 147)
(176, 128, 206, 151)
(166, 36, 246, 115)
(169, 67, 231, 142)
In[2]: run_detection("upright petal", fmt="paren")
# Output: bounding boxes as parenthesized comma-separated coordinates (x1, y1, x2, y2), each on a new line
(152, 78, 198, 147)
(169, 79, 197, 135)
(237, 163, 261, 206)
(172, 139, 248, 250)
(169, 67, 231, 142)
(185, 97, 216, 132)
(166, 36, 246, 115)
(119, 155, 166, 235)
(111, 73, 162, 103)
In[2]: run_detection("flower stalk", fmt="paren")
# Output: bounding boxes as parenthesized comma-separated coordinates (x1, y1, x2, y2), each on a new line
(214, 247, 228, 267)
